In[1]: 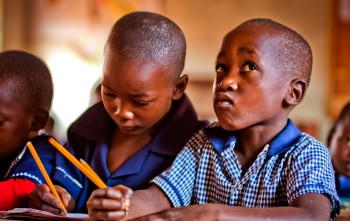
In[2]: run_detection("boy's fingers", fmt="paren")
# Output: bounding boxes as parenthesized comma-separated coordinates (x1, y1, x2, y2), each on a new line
(91, 187, 126, 200)
(55, 185, 71, 207)
(40, 189, 63, 208)
(34, 184, 50, 196)
(114, 185, 133, 200)
(87, 186, 133, 221)
(39, 203, 64, 216)
(87, 197, 124, 210)
(28, 184, 50, 207)
(31, 184, 65, 211)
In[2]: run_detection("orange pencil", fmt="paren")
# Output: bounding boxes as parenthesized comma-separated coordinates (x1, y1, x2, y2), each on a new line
(80, 159, 129, 212)
(79, 158, 105, 186)
(27, 142, 66, 212)
(48, 138, 107, 188)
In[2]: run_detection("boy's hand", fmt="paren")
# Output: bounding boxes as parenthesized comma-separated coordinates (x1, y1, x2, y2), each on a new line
(87, 185, 133, 221)
(28, 184, 71, 216)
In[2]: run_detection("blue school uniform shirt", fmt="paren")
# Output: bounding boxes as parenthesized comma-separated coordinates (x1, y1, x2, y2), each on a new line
(2, 135, 56, 185)
(52, 94, 209, 213)
(336, 174, 350, 197)
(152, 119, 341, 221)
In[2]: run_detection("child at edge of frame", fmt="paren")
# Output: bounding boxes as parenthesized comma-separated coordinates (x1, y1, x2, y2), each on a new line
(327, 102, 350, 203)
(0, 50, 68, 213)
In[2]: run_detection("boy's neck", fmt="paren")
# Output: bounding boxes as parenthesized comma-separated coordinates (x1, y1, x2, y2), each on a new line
(106, 128, 153, 174)
(234, 118, 289, 171)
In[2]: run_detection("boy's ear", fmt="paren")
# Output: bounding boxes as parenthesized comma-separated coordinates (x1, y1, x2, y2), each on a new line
(284, 79, 308, 106)
(30, 109, 49, 132)
(172, 74, 188, 100)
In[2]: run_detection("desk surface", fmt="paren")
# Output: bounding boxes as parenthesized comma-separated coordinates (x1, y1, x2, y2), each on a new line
(336, 209, 350, 221)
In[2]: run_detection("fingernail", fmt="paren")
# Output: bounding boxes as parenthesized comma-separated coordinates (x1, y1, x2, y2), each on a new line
(122, 198, 130, 212)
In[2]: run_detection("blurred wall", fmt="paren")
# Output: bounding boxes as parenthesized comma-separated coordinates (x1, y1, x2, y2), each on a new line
(0, 0, 337, 143)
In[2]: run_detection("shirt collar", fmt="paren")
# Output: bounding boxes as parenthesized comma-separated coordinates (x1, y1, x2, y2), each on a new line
(148, 94, 202, 156)
(266, 119, 301, 156)
(205, 119, 301, 156)
(91, 94, 202, 178)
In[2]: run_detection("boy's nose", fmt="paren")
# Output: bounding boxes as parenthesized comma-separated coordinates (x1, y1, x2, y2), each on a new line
(218, 78, 238, 91)
(113, 102, 134, 120)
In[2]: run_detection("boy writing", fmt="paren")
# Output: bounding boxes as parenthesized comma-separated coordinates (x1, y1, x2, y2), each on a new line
(86, 18, 340, 221)
(28, 11, 208, 214)
(0, 50, 67, 212)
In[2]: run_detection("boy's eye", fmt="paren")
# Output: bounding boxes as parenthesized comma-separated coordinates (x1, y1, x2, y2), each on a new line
(241, 62, 257, 71)
(216, 64, 227, 73)
(133, 100, 149, 106)
(102, 90, 116, 98)
(340, 136, 350, 145)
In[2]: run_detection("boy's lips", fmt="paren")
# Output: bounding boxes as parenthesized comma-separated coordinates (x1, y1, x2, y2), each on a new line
(214, 93, 233, 105)
(117, 123, 138, 130)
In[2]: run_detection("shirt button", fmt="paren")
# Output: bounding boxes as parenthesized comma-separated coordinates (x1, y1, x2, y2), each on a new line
(237, 185, 243, 190)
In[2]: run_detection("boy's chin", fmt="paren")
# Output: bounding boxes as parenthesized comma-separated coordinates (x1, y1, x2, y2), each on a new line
(217, 120, 238, 131)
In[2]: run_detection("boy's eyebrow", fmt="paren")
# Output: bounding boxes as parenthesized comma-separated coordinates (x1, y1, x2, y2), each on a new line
(101, 82, 112, 90)
(128, 93, 154, 99)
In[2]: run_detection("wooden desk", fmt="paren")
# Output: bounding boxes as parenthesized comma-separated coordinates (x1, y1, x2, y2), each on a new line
(337, 209, 350, 221)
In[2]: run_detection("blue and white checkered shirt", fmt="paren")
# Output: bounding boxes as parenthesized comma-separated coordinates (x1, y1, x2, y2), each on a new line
(152, 119, 341, 220)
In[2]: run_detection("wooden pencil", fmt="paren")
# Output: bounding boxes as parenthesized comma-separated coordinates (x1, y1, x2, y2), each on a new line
(27, 141, 66, 212)
(48, 138, 107, 188)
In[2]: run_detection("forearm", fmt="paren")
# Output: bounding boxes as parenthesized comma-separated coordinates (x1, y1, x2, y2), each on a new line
(207, 193, 330, 221)
(127, 185, 172, 220)
(214, 205, 325, 221)
(130, 193, 331, 221)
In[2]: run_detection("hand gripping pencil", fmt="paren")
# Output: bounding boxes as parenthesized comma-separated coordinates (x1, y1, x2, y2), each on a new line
(27, 142, 66, 212)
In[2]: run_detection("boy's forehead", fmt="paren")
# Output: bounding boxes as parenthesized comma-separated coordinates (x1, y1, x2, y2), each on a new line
(221, 25, 282, 52)
(103, 56, 168, 84)
(228, 23, 279, 40)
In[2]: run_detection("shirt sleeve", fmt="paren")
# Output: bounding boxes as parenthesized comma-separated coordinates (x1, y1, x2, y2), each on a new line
(0, 178, 36, 210)
(10, 137, 55, 185)
(51, 144, 83, 200)
(287, 137, 341, 220)
(151, 132, 205, 207)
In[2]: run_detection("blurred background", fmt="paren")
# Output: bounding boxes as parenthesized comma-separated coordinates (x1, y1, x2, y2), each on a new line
(0, 0, 349, 144)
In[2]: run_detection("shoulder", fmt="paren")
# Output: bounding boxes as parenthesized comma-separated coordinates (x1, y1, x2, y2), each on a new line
(283, 133, 333, 174)
(30, 135, 56, 153)
(185, 122, 220, 150)
(8, 135, 56, 184)
(291, 133, 330, 157)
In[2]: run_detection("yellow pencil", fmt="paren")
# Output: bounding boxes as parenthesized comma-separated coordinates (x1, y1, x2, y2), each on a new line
(27, 142, 66, 211)
(79, 156, 129, 211)
(79, 158, 105, 186)
(48, 138, 107, 188)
